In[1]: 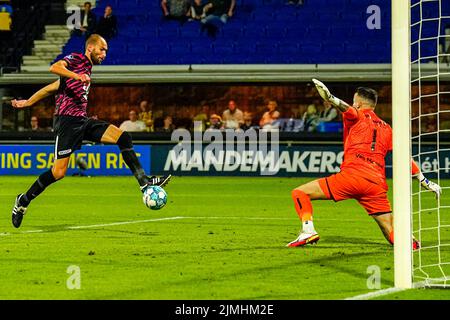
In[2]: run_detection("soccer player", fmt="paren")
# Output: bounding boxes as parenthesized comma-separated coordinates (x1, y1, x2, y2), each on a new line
(10, 34, 171, 228)
(287, 79, 442, 248)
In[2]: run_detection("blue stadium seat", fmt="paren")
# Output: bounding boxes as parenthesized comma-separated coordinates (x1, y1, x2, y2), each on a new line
(273, 8, 297, 22)
(250, 9, 274, 22)
(307, 26, 330, 39)
(316, 122, 343, 133)
(170, 42, 192, 54)
(278, 43, 300, 55)
(127, 45, 148, 54)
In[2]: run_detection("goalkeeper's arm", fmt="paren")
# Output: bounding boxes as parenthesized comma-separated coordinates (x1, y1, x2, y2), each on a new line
(312, 78, 352, 113)
(412, 160, 442, 199)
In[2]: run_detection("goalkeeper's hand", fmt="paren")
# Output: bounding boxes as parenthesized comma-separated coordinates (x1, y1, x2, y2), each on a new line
(312, 78, 342, 107)
(419, 175, 442, 199)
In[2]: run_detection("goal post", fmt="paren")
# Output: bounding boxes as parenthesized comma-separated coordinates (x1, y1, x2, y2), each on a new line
(393, 0, 450, 289)
(392, 0, 413, 289)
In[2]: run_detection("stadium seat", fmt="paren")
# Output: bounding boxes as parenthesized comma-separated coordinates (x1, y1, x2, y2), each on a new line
(316, 122, 343, 133)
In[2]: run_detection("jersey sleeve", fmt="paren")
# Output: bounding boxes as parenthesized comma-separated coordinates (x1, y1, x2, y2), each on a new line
(62, 54, 79, 71)
(342, 107, 359, 129)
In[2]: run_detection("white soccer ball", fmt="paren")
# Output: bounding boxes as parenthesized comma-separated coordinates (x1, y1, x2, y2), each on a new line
(143, 185, 168, 210)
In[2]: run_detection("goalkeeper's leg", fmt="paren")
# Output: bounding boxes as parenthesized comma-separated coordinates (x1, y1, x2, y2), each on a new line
(288, 180, 327, 247)
(372, 212, 394, 244)
(372, 213, 421, 250)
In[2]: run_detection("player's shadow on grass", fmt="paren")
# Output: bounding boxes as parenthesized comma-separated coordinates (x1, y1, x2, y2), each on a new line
(32, 224, 73, 233)
(32, 225, 160, 237)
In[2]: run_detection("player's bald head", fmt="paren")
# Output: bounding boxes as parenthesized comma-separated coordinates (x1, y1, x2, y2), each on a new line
(85, 34, 107, 48)
(85, 34, 108, 65)
(355, 87, 378, 108)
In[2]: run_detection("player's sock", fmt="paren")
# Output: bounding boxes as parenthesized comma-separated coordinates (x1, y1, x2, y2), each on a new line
(20, 169, 57, 206)
(292, 189, 315, 231)
(411, 160, 420, 176)
(303, 220, 315, 234)
(117, 131, 149, 187)
(389, 230, 394, 245)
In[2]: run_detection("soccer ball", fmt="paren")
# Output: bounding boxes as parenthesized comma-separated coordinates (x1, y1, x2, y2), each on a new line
(143, 186, 168, 210)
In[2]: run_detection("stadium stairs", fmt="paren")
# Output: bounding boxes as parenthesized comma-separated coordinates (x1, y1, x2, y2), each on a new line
(21, 25, 71, 67)
(0, 0, 67, 73)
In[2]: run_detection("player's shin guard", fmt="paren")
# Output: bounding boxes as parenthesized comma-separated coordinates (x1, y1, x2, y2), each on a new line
(117, 131, 149, 187)
(20, 169, 57, 206)
(292, 189, 313, 222)
(292, 189, 315, 233)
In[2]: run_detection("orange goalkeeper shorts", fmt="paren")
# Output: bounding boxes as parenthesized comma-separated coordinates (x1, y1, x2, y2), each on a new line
(318, 171, 392, 215)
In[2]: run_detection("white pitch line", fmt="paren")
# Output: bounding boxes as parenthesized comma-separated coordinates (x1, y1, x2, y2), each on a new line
(344, 287, 408, 300)
(67, 216, 185, 229)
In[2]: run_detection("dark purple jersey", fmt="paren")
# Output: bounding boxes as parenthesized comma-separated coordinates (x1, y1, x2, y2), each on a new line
(55, 53, 92, 118)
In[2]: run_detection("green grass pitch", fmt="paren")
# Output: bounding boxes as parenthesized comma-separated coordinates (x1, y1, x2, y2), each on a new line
(0, 176, 449, 300)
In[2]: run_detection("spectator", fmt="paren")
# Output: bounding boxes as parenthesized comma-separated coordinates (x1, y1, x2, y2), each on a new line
(155, 115, 175, 132)
(73, 2, 96, 38)
(138, 100, 154, 132)
(240, 111, 255, 131)
(193, 103, 209, 131)
(302, 104, 319, 132)
(201, 0, 236, 37)
(161, 0, 190, 23)
(288, 0, 305, 5)
(259, 100, 280, 129)
(0, 2, 12, 31)
(222, 99, 244, 130)
(119, 110, 147, 132)
(318, 100, 338, 122)
(189, 0, 206, 21)
(29, 116, 45, 132)
(95, 5, 117, 40)
(202, 0, 235, 24)
(207, 114, 223, 130)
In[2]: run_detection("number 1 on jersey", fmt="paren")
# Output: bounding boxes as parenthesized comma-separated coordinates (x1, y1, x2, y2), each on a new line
(371, 129, 377, 151)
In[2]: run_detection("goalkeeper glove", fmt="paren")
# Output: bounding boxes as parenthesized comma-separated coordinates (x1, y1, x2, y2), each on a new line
(418, 173, 442, 199)
(312, 78, 343, 107)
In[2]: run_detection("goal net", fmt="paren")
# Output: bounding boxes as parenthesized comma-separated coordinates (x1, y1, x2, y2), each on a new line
(410, 0, 450, 288)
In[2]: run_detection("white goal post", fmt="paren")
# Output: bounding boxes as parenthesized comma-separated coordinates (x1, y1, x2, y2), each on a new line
(392, 0, 413, 289)
(393, 0, 450, 289)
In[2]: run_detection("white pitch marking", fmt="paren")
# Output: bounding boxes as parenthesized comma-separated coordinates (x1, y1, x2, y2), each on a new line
(344, 287, 407, 300)
(67, 216, 185, 229)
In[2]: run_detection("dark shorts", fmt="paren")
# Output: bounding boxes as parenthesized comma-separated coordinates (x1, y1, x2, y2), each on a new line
(53, 115, 110, 159)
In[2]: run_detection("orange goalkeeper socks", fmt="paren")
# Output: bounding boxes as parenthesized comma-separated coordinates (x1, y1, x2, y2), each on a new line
(292, 189, 313, 222)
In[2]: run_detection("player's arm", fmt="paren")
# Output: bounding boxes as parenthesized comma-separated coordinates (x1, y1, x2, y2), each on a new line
(11, 80, 60, 109)
(49, 60, 90, 83)
(412, 159, 442, 199)
(312, 78, 352, 113)
(228, 0, 236, 16)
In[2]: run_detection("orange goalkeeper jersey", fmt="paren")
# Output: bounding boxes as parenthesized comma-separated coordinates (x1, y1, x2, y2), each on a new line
(340, 107, 392, 189)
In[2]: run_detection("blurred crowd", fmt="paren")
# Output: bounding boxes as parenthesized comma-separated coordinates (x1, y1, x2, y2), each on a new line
(112, 97, 340, 133)
(15, 97, 341, 134)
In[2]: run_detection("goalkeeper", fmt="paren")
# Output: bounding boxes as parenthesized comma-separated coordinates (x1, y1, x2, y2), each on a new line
(288, 79, 442, 248)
